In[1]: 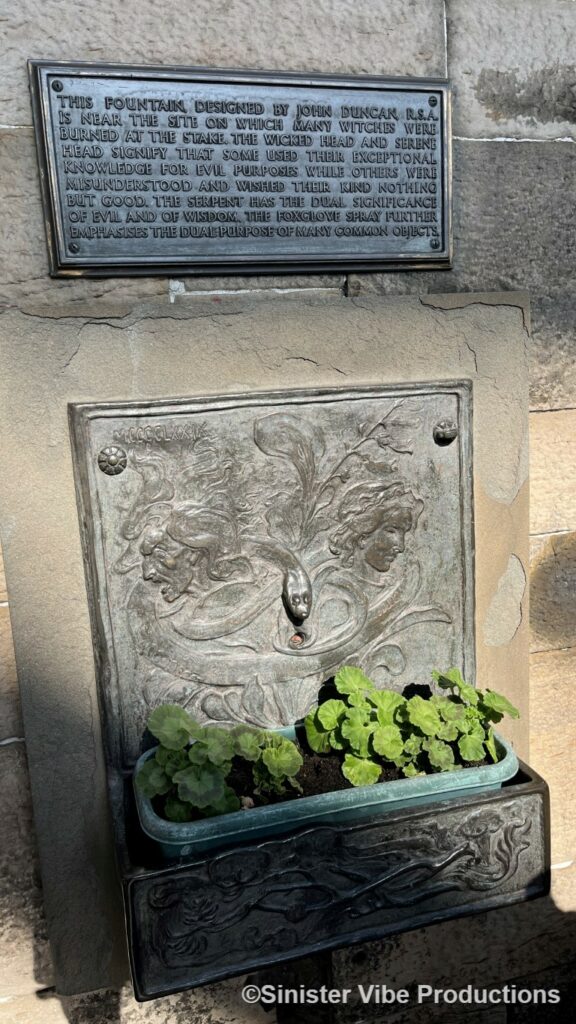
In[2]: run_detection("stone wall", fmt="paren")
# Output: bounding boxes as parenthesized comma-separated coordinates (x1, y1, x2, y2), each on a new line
(0, 2, 575, 1022)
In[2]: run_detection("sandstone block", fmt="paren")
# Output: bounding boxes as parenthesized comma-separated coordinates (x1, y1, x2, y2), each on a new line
(530, 412, 576, 534)
(0, 606, 21, 741)
(0, 128, 169, 308)
(3, 1, 446, 125)
(348, 140, 576, 411)
(530, 532, 576, 654)
(0, 544, 6, 602)
(447, 0, 576, 140)
(0, 744, 52, 997)
(530, 647, 576, 863)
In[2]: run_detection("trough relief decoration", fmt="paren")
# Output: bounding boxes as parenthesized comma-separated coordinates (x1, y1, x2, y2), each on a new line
(129, 796, 537, 989)
(73, 387, 472, 761)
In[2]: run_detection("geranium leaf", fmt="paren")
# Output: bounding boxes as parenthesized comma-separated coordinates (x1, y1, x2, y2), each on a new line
(173, 764, 227, 809)
(304, 711, 332, 754)
(372, 724, 404, 761)
(458, 733, 486, 762)
(480, 690, 520, 720)
(136, 758, 172, 798)
(334, 665, 374, 696)
(262, 739, 303, 779)
(341, 708, 374, 757)
(423, 738, 456, 771)
(342, 755, 381, 787)
(234, 730, 263, 762)
(317, 699, 347, 731)
(147, 704, 197, 749)
(164, 796, 194, 822)
(407, 696, 442, 736)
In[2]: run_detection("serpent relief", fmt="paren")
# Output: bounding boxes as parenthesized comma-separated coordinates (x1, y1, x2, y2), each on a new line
(105, 395, 458, 731)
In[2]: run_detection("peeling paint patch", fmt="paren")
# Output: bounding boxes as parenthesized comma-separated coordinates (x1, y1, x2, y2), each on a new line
(475, 66, 576, 126)
(483, 555, 526, 647)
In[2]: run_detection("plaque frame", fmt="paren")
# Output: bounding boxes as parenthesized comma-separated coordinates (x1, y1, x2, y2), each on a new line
(29, 60, 452, 277)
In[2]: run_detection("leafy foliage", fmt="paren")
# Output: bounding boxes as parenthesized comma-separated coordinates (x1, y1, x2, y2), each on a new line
(136, 705, 302, 821)
(303, 665, 519, 784)
(138, 668, 520, 817)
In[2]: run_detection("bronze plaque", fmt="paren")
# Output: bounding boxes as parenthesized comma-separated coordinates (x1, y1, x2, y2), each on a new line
(29, 61, 451, 276)
(70, 383, 473, 768)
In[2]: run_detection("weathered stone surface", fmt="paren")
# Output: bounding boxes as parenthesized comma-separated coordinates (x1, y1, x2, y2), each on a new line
(332, 868, 576, 1022)
(483, 554, 526, 648)
(0, 606, 21, 740)
(347, 140, 576, 411)
(529, 297, 576, 412)
(447, 0, 576, 140)
(337, 1002, 507, 1024)
(530, 532, 576, 654)
(530, 646, 576, 735)
(0, 744, 53, 997)
(0, 128, 170, 309)
(350, 141, 576, 302)
(506, 955, 576, 1023)
(530, 647, 576, 862)
(0, 544, 6, 602)
(530, 411, 576, 534)
(3, 0, 446, 125)
(0, 295, 529, 994)
(0, 978, 270, 1023)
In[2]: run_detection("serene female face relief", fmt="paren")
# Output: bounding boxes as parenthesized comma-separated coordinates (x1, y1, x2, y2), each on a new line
(363, 509, 415, 573)
(329, 481, 424, 575)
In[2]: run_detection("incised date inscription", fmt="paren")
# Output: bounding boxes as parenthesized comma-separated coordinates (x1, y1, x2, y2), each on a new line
(30, 63, 451, 274)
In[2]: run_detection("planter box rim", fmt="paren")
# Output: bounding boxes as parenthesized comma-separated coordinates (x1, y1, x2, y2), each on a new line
(133, 730, 519, 855)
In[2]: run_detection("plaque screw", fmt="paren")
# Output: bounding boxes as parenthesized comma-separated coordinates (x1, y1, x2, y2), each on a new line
(98, 446, 127, 475)
(428, 95, 438, 107)
(69, 242, 80, 253)
(430, 238, 441, 249)
(51, 79, 63, 92)
(433, 420, 458, 446)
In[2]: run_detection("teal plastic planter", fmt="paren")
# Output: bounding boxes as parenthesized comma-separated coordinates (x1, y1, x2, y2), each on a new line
(133, 731, 518, 861)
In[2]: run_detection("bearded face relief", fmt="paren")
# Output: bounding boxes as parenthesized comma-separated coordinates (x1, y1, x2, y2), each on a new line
(139, 502, 250, 604)
(140, 524, 200, 603)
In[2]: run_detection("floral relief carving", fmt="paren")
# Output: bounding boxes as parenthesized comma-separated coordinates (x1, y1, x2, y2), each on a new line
(140, 802, 533, 973)
(106, 397, 456, 730)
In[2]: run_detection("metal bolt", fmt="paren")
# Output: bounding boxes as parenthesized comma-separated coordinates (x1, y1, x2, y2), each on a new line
(69, 242, 80, 254)
(98, 446, 127, 475)
(433, 420, 458, 446)
(430, 238, 441, 250)
(428, 95, 438, 107)
(51, 79, 63, 92)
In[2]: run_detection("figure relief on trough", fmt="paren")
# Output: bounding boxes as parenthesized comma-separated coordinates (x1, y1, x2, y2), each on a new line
(86, 390, 469, 740)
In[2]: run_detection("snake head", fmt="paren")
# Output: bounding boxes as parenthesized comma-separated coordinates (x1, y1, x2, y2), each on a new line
(283, 568, 312, 621)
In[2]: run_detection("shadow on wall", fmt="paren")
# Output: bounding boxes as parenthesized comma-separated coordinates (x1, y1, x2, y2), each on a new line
(530, 532, 576, 653)
(25, 895, 576, 1024)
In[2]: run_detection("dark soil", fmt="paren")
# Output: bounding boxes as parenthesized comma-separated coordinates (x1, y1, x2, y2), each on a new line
(228, 747, 404, 807)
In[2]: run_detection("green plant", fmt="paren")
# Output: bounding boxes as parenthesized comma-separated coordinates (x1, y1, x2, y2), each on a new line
(304, 665, 519, 785)
(136, 705, 303, 821)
